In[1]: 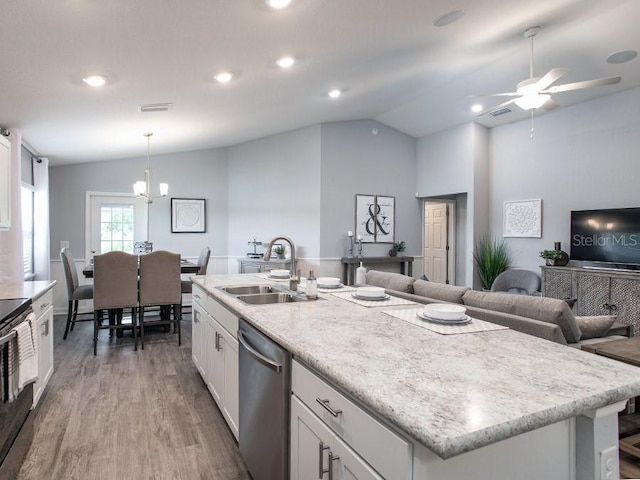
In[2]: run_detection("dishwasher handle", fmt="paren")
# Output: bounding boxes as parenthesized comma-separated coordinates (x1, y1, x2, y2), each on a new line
(238, 329, 282, 373)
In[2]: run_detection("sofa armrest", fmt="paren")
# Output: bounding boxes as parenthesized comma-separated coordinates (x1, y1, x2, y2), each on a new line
(608, 320, 634, 338)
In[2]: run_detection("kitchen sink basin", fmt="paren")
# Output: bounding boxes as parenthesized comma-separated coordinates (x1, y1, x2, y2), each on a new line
(222, 285, 276, 295)
(236, 292, 310, 305)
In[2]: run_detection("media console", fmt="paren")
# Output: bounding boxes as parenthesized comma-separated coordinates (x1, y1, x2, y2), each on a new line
(541, 265, 640, 332)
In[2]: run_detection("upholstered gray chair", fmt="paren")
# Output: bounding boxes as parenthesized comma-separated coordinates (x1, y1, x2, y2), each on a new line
(490, 269, 541, 295)
(139, 250, 182, 348)
(181, 247, 210, 312)
(60, 247, 94, 340)
(93, 251, 139, 355)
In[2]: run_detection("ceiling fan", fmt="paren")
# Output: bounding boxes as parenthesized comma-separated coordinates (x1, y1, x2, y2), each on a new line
(474, 26, 622, 117)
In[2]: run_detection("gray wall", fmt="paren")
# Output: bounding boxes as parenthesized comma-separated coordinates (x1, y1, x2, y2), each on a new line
(49, 148, 229, 260)
(489, 86, 640, 273)
(320, 120, 419, 259)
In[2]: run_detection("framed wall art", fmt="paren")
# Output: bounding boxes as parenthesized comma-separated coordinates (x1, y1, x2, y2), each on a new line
(503, 199, 542, 238)
(171, 198, 206, 233)
(355, 194, 395, 243)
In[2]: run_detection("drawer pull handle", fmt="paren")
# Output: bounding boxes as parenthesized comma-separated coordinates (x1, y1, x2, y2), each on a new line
(610, 304, 618, 312)
(194, 294, 201, 300)
(318, 442, 330, 478)
(316, 398, 342, 417)
(328, 451, 339, 480)
(215, 332, 222, 351)
(40, 302, 50, 311)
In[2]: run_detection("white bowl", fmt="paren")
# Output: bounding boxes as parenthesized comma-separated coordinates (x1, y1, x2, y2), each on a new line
(355, 286, 386, 298)
(269, 269, 290, 278)
(317, 277, 340, 286)
(422, 303, 466, 320)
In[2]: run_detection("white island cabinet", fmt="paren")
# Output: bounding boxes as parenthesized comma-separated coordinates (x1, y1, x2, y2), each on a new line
(192, 284, 239, 440)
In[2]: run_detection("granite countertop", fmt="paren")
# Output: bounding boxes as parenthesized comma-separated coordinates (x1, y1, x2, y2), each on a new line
(194, 274, 640, 459)
(0, 280, 56, 301)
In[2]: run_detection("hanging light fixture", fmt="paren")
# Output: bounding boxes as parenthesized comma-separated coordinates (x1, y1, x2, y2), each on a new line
(133, 132, 168, 204)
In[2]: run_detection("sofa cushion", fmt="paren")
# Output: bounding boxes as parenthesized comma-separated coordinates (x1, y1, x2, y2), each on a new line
(462, 290, 582, 343)
(575, 315, 617, 340)
(413, 280, 469, 304)
(365, 271, 415, 293)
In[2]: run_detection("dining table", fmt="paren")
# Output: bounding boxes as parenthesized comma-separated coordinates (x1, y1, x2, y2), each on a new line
(82, 259, 200, 278)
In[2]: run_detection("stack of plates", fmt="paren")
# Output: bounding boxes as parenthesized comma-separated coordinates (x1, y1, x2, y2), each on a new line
(352, 286, 388, 301)
(269, 269, 290, 279)
(317, 277, 342, 289)
(418, 303, 471, 325)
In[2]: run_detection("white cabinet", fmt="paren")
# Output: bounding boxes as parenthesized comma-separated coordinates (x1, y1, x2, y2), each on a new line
(291, 360, 412, 480)
(32, 289, 54, 408)
(291, 396, 383, 480)
(0, 135, 10, 230)
(191, 284, 239, 440)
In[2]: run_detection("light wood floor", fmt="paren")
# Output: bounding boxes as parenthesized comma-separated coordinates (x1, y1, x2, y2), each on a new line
(16, 312, 251, 480)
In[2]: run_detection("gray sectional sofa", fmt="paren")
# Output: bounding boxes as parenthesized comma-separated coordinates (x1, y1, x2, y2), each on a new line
(364, 270, 633, 348)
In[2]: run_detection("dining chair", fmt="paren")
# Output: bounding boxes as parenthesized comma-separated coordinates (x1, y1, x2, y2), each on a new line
(139, 250, 182, 348)
(92, 251, 139, 355)
(181, 246, 210, 312)
(60, 247, 94, 340)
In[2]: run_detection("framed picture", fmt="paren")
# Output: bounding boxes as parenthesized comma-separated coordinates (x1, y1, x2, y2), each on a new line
(503, 199, 542, 238)
(355, 194, 395, 243)
(171, 198, 206, 233)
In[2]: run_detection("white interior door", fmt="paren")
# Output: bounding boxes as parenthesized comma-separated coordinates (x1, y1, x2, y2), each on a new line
(85, 192, 147, 261)
(424, 201, 455, 284)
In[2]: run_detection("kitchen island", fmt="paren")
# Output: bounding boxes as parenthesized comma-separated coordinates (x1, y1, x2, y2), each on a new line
(194, 274, 640, 479)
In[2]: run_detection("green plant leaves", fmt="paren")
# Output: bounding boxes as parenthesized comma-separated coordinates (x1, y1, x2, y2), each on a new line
(473, 237, 512, 290)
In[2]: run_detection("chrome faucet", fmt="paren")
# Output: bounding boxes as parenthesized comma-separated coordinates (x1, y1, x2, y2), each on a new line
(263, 236, 298, 291)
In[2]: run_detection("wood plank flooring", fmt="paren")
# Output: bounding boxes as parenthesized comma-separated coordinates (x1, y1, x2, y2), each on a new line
(16, 313, 251, 480)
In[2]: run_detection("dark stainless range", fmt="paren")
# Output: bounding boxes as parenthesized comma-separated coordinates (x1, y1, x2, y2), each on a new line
(0, 297, 34, 478)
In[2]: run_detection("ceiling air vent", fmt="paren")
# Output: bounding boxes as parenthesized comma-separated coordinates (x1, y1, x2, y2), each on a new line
(489, 107, 511, 117)
(138, 103, 173, 113)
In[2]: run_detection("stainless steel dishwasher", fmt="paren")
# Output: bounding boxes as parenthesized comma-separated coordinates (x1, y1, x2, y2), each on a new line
(238, 319, 291, 480)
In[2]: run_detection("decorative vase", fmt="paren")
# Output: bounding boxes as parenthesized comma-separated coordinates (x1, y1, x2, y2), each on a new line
(545, 258, 557, 266)
(389, 249, 397, 257)
(553, 242, 570, 267)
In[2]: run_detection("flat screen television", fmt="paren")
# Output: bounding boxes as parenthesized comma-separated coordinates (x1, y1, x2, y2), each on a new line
(570, 207, 640, 267)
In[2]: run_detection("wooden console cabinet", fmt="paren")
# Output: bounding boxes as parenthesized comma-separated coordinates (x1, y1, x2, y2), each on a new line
(541, 265, 640, 330)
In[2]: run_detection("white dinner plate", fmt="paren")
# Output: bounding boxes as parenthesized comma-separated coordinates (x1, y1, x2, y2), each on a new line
(352, 293, 390, 301)
(318, 283, 343, 289)
(416, 311, 472, 325)
(269, 273, 290, 279)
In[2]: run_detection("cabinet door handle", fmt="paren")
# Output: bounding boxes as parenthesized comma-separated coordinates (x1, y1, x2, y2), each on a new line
(328, 451, 339, 480)
(193, 294, 201, 300)
(40, 302, 50, 311)
(215, 332, 221, 351)
(316, 398, 342, 417)
(610, 304, 618, 312)
(602, 302, 610, 310)
(44, 319, 49, 336)
(318, 441, 330, 478)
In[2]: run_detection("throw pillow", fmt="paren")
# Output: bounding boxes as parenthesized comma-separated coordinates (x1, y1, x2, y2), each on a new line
(413, 280, 469, 304)
(575, 315, 617, 340)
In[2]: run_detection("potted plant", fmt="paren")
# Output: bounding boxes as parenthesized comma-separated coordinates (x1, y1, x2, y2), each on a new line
(473, 237, 512, 290)
(389, 240, 406, 257)
(274, 245, 285, 259)
(540, 249, 564, 266)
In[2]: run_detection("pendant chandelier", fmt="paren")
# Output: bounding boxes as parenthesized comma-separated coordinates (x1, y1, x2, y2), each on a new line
(133, 132, 168, 204)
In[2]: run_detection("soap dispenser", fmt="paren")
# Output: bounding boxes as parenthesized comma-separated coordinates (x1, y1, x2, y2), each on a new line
(306, 270, 318, 299)
(355, 262, 366, 286)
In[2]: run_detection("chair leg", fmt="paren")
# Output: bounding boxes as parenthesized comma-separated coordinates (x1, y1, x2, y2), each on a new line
(93, 310, 98, 356)
(176, 304, 182, 346)
(64, 300, 73, 340)
(70, 300, 79, 332)
(133, 307, 138, 351)
(139, 306, 145, 350)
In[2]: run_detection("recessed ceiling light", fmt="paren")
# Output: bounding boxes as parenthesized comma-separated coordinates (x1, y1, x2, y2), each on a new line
(328, 89, 341, 99)
(276, 56, 296, 68)
(266, 0, 291, 9)
(82, 74, 107, 87)
(433, 9, 465, 27)
(214, 71, 234, 83)
(471, 104, 483, 113)
(607, 50, 638, 64)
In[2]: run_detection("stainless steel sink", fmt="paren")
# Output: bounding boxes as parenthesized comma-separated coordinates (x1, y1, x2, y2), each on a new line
(222, 285, 276, 295)
(236, 292, 310, 305)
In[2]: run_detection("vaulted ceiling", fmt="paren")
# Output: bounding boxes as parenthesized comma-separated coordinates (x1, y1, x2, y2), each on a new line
(2, 0, 638, 165)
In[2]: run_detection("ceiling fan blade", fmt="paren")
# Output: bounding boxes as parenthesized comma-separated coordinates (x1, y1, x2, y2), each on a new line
(536, 68, 569, 91)
(546, 76, 621, 93)
(469, 92, 519, 98)
(474, 98, 517, 117)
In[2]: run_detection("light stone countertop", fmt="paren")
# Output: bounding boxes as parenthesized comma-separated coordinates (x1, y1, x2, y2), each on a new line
(194, 274, 640, 459)
(0, 280, 56, 301)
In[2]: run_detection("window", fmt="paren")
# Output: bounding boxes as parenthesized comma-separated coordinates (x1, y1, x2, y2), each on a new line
(99, 204, 135, 253)
(21, 184, 34, 278)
